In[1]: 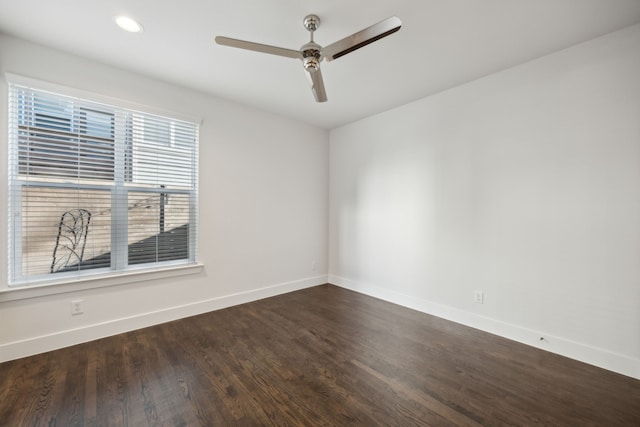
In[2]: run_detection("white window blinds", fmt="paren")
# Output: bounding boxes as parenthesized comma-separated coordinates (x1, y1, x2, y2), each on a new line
(8, 80, 199, 286)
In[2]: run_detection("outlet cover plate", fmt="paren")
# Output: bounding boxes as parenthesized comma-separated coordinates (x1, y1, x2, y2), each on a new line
(71, 299, 84, 315)
(474, 291, 484, 304)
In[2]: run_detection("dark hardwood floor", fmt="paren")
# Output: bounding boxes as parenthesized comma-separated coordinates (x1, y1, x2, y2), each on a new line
(1, 284, 639, 426)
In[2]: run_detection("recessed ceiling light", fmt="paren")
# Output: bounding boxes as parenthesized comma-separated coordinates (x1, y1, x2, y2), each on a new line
(114, 15, 144, 33)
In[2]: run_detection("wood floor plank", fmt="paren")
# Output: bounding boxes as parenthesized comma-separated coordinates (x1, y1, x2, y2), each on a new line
(1, 284, 639, 426)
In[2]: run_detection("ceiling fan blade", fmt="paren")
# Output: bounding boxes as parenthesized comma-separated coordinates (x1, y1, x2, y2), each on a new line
(307, 68, 328, 102)
(322, 16, 402, 62)
(215, 36, 301, 59)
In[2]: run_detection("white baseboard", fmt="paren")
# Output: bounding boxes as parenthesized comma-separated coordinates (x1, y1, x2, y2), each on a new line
(0, 275, 328, 363)
(329, 275, 640, 380)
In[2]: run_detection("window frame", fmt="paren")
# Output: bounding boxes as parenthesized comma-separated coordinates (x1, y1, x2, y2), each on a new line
(5, 74, 202, 292)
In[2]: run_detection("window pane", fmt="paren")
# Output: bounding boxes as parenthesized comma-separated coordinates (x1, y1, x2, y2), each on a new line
(21, 187, 112, 276)
(128, 191, 190, 265)
(129, 114, 196, 189)
(80, 108, 114, 139)
(34, 97, 72, 131)
(18, 94, 116, 181)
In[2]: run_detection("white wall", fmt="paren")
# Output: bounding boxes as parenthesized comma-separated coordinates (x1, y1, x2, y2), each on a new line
(329, 24, 640, 379)
(0, 34, 329, 361)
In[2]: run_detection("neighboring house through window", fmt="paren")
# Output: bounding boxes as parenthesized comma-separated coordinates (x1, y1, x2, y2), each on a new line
(7, 78, 199, 287)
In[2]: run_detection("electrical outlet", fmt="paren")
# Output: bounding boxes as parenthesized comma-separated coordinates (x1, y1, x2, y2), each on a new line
(71, 299, 84, 315)
(311, 260, 317, 272)
(474, 291, 484, 304)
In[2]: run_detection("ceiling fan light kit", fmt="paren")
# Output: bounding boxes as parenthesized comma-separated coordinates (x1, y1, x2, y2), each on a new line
(215, 14, 402, 103)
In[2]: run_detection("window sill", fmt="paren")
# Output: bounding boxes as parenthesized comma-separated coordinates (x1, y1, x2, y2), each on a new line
(0, 263, 204, 302)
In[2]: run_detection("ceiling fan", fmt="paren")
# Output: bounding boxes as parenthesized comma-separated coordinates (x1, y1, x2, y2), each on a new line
(215, 15, 402, 103)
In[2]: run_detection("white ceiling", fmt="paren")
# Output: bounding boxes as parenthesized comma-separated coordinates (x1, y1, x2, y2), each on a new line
(1, 0, 640, 129)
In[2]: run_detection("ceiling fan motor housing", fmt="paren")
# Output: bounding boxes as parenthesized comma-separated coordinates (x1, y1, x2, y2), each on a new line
(301, 41, 323, 71)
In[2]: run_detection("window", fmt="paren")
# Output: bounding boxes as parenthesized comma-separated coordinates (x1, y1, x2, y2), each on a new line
(7, 80, 199, 287)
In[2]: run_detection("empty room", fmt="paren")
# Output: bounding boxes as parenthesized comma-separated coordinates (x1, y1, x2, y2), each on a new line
(0, 0, 639, 425)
